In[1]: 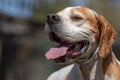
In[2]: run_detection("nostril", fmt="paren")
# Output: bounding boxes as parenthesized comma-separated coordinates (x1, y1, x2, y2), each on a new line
(46, 14, 60, 24)
(52, 14, 60, 21)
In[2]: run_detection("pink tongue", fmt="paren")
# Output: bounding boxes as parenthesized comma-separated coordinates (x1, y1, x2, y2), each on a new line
(45, 45, 69, 59)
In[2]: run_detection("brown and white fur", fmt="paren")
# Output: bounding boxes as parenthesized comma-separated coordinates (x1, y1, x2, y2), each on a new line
(45, 6, 120, 80)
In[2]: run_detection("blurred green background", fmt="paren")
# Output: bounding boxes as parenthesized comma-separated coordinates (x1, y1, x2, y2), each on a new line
(0, 0, 120, 80)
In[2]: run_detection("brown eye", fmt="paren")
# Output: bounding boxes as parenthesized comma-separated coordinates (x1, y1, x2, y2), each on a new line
(71, 15, 83, 21)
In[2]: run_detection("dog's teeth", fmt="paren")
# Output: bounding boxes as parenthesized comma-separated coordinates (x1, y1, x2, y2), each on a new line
(74, 44, 80, 51)
(80, 45, 87, 54)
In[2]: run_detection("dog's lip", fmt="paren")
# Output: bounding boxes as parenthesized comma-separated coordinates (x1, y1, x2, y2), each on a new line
(66, 41, 89, 57)
(53, 41, 90, 63)
(54, 41, 89, 59)
(45, 32, 90, 60)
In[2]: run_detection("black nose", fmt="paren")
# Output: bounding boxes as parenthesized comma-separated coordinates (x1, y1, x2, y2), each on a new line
(46, 14, 60, 24)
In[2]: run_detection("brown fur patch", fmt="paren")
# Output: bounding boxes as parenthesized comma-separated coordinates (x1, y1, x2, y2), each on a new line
(74, 7, 100, 43)
(95, 15, 117, 58)
(103, 53, 120, 80)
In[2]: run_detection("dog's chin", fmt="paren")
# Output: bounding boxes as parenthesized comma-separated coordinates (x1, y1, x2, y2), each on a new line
(46, 32, 90, 64)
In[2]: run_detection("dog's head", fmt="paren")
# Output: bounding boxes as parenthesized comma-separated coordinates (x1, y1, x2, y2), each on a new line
(45, 6, 117, 63)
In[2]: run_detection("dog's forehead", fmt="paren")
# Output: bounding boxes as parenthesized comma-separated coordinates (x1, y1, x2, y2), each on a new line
(57, 6, 94, 18)
(56, 7, 73, 17)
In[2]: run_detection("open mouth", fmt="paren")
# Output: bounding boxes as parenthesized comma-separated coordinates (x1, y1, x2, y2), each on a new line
(45, 32, 89, 61)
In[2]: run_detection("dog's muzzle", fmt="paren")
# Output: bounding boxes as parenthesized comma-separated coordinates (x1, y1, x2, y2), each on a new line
(45, 13, 92, 63)
(46, 14, 60, 25)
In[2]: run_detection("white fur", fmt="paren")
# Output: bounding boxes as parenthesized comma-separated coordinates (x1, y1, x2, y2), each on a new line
(47, 64, 74, 80)
(89, 60, 98, 80)
(105, 75, 115, 80)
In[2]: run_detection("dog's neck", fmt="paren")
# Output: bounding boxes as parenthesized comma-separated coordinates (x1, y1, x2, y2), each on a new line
(69, 50, 120, 80)
(69, 48, 104, 80)
(78, 55, 104, 80)
(79, 47, 104, 80)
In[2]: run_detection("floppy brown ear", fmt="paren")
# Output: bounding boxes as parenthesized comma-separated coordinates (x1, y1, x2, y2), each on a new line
(96, 15, 117, 58)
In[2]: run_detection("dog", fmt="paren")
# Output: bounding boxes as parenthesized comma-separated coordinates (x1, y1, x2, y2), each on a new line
(45, 6, 120, 80)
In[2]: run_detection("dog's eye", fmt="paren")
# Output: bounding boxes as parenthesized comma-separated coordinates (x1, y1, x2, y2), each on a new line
(71, 15, 83, 21)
